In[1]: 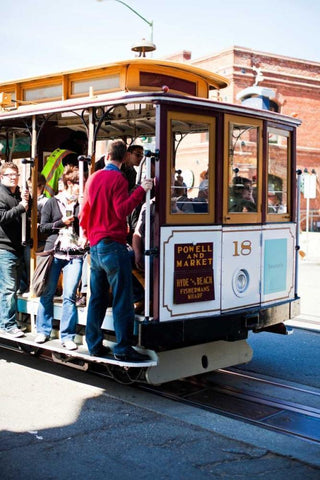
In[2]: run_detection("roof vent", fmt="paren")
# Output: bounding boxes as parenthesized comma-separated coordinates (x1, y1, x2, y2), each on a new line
(131, 38, 156, 57)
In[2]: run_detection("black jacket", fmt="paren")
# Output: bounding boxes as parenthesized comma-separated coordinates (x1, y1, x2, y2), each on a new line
(0, 183, 25, 255)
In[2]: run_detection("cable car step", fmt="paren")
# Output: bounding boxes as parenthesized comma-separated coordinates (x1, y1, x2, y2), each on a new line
(0, 331, 157, 368)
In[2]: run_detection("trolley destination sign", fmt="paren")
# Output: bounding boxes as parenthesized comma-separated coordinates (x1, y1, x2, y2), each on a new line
(174, 242, 214, 304)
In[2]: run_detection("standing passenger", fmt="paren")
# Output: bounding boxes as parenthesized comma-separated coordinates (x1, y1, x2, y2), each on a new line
(35, 166, 84, 350)
(0, 162, 29, 337)
(122, 144, 144, 192)
(79, 140, 153, 362)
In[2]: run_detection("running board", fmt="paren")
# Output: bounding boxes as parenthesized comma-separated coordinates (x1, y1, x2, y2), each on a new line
(0, 332, 157, 368)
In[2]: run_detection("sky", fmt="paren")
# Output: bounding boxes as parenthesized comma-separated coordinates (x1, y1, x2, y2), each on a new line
(1, 0, 319, 83)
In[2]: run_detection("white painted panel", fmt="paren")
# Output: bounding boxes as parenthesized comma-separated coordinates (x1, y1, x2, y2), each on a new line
(159, 226, 222, 322)
(261, 224, 296, 305)
(221, 226, 261, 311)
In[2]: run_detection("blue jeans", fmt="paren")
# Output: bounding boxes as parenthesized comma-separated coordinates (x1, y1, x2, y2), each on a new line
(36, 256, 83, 341)
(86, 240, 135, 355)
(0, 250, 22, 331)
(19, 244, 31, 293)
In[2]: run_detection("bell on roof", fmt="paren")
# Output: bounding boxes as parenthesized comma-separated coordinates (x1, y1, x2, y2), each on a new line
(131, 38, 156, 57)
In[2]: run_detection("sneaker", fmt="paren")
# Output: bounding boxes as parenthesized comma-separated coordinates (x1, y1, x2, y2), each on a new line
(62, 340, 78, 351)
(34, 333, 49, 344)
(17, 323, 28, 332)
(4, 327, 25, 338)
(114, 348, 150, 363)
(89, 345, 112, 357)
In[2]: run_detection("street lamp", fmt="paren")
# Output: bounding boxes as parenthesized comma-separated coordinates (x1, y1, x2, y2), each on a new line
(97, 0, 155, 54)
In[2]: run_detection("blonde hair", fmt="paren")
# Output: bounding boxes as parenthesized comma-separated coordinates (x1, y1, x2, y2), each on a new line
(0, 162, 18, 175)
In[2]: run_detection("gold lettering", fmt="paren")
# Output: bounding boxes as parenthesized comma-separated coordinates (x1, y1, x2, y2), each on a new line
(187, 293, 203, 300)
(177, 278, 189, 287)
(196, 276, 213, 285)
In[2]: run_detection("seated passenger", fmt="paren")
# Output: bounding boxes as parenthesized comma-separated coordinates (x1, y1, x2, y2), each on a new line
(192, 179, 209, 213)
(174, 181, 194, 213)
(171, 171, 185, 213)
(268, 191, 286, 213)
(199, 169, 208, 182)
(229, 177, 256, 212)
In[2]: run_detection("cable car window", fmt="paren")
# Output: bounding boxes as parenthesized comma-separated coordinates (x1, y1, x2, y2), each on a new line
(23, 84, 62, 102)
(267, 127, 290, 220)
(70, 74, 120, 96)
(224, 115, 262, 223)
(166, 112, 215, 224)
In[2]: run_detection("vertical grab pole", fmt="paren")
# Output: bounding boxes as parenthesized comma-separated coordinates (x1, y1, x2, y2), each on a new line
(21, 157, 34, 245)
(31, 115, 38, 259)
(78, 156, 85, 211)
(30, 116, 37, 331)
(78, 156, 91, 215)
(21, 160, 27, 246)
(295, 170, 302, 298)
(79, 108, 94, 304)
(79, 107, 94, 238)
(144, 156, 151, 320)
(88, 107, 95, 172)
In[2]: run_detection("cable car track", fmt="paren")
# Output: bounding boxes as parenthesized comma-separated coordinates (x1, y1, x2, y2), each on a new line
(1, 339, 319, 443)
(138, 368, 320, 444)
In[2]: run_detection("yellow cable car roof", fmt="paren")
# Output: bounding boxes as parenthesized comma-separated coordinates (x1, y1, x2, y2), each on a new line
(0, 58, 229, 106)
(0, 58, 229, 89)
(108, 58, 229, 90)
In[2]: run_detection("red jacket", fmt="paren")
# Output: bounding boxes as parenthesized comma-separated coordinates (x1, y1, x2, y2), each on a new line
(79, 166, 145, 246)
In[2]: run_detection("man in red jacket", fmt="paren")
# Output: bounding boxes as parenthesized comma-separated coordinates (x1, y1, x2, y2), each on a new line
(79, 140, 153, 362)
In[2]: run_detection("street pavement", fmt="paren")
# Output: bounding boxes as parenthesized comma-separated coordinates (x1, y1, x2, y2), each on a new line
(1, 235, 319, 480)
(1, 328, 320, 480)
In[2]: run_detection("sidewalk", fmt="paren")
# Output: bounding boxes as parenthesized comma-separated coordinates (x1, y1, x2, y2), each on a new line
(299, 231, 320, 265)
(286, 232, 320, 332)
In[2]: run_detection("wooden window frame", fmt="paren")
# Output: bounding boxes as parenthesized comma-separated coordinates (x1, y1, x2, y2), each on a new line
(166, 111, 215, 225)
(223, 114, 262, 224)
(266, 126, 291, 223)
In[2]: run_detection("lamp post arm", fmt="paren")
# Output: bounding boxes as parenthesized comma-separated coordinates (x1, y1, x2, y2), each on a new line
(98, 0, 153, 41)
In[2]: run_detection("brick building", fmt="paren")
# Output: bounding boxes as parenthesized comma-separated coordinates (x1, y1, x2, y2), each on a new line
(167, 46, 320, 228)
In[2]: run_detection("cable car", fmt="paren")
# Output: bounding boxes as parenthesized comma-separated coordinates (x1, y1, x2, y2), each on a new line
(0, 58, 301, 384)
